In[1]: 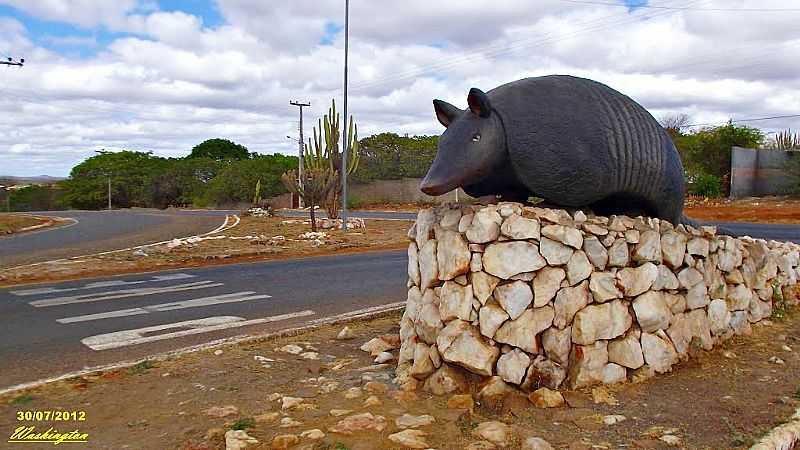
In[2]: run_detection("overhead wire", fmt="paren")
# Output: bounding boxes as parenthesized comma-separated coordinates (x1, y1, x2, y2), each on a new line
(557, 0, 800, 12)
(686, 114, 800, 128)
(350, 0, 703, 93)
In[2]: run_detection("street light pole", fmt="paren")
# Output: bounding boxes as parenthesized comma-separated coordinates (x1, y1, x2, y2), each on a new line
(341, 0, 350, 230)
(95, 150, 112, 210)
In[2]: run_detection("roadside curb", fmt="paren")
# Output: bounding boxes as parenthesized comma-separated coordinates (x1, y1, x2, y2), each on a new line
(0, 301, 405, 397)
(1, 215, 77, 237)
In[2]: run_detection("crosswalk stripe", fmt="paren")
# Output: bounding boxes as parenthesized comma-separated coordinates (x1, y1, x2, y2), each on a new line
(9, 273, 196, 297)
(56, 291, 272, 324)
(29, 280, 223, 307)
(80, 311, 315, 350)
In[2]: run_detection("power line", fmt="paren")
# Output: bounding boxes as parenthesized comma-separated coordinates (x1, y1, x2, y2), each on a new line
(350, 0, 700, 93)
(686, 114, 800, 128)
(557, 0, 800, 11)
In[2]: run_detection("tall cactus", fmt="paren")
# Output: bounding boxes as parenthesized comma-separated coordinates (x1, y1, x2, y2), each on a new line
(252, 179, 261, 206)
(774, 129, 800, 150)
(304, 99, 359, 219)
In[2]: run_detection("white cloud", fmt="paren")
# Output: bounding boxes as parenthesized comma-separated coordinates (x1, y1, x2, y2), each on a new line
(0, 0, 799, 176)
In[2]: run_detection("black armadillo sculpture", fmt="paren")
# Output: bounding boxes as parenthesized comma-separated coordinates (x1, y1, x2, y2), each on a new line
(420, 75, 690, 225)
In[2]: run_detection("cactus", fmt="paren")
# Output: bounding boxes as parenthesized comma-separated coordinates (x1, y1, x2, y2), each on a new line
(774, 129, 800, 150)
(304, 99, 360, 219)
(252, 179, 261, 206)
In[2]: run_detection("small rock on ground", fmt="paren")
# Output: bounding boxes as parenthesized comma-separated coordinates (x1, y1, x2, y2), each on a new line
(336, 326, 355, 340)
(225, 429, 258, 450)
(395, 413, 436, 429)
(388, 429, 430, 449)
(523, 436, 555, 450)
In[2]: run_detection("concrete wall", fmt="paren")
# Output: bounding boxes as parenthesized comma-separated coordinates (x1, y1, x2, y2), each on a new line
(730, 147, 799, 198)
(397, 203, 800, 395)
(350, 178, 473, 205)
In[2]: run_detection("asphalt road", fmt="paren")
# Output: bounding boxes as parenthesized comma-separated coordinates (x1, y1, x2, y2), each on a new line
(0, 250, 407, 390)
(0, 209, 233, 268)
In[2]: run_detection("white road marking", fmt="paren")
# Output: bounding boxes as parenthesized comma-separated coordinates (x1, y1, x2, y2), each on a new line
(81, 311, 315, 350)
(29, 280, 222, 307)
(57, 291, 272, 323)
(10, 273, 196, 297)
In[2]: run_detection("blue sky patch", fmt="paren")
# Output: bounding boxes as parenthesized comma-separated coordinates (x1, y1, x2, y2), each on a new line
(320, 21, 343, 45)
(623, 0, 648, 10)
(0, 0, 223, 58)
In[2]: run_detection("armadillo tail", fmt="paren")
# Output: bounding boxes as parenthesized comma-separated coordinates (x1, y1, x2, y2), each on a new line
(680, 214, 738, 237)
(679, 214, 699, 229)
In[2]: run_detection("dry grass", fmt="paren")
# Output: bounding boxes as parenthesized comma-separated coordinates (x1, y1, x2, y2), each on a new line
(685, 196, 800, 224)
(0, 214, 49, 235)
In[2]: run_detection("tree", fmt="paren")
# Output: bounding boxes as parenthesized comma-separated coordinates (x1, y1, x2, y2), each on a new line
(354, 133, 438, 182)
(150, 157, 222, 208)
(61, 151, 168, 209)
(8, 185, 64, 211)
(673, 121, 764, 193)
(202, 154, 296, 207)
(281, 167, 338, 231)
(659, 113, 691, 139)
(188, 138, 250, 161)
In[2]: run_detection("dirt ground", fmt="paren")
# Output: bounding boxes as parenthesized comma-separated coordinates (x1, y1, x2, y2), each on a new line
(356, 196, 800, 224)
(2, 301, 799, 450)
(0, 216, 411, 287)
(0, 214, 60, 235)
(355, 203, 434, 213)
(678, 196, 800, 224)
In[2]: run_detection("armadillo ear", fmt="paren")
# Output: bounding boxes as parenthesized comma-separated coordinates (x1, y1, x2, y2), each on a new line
(433, 99, 461, 128)
(467, 88, 491, 118)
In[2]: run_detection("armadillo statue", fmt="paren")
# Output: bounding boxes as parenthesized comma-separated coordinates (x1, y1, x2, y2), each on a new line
(420, 75, 689, 225)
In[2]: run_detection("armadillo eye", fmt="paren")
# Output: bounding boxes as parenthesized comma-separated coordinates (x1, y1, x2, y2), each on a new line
(472, 134, 481, 142)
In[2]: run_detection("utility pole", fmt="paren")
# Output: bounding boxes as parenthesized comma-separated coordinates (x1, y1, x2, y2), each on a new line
(341, 0, 350, 230)
(1, 57, 24, 67)
(289, 100, 310, 209)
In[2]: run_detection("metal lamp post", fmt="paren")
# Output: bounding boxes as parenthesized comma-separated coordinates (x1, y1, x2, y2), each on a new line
(340, 0, 350, 230)
(94, 150, 112, 210)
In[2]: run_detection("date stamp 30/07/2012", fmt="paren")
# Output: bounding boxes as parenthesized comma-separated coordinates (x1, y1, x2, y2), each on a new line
(8, 410, 89, 445)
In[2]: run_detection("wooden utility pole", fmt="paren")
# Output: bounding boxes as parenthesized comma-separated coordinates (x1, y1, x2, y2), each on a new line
(289, 100, 310, 208)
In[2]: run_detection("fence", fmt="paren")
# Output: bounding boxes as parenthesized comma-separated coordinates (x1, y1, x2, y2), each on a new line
(730, 146, 798, 198)
(349, 177, 473, 205)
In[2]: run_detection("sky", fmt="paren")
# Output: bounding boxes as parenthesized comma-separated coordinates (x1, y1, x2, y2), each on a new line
(0, 0, 799, 177)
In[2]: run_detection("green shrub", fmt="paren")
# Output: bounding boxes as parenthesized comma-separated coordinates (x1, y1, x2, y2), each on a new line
(346, 194, 362, 209)
(230, 418, 255, 430)
(689, 173, 723, 198)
